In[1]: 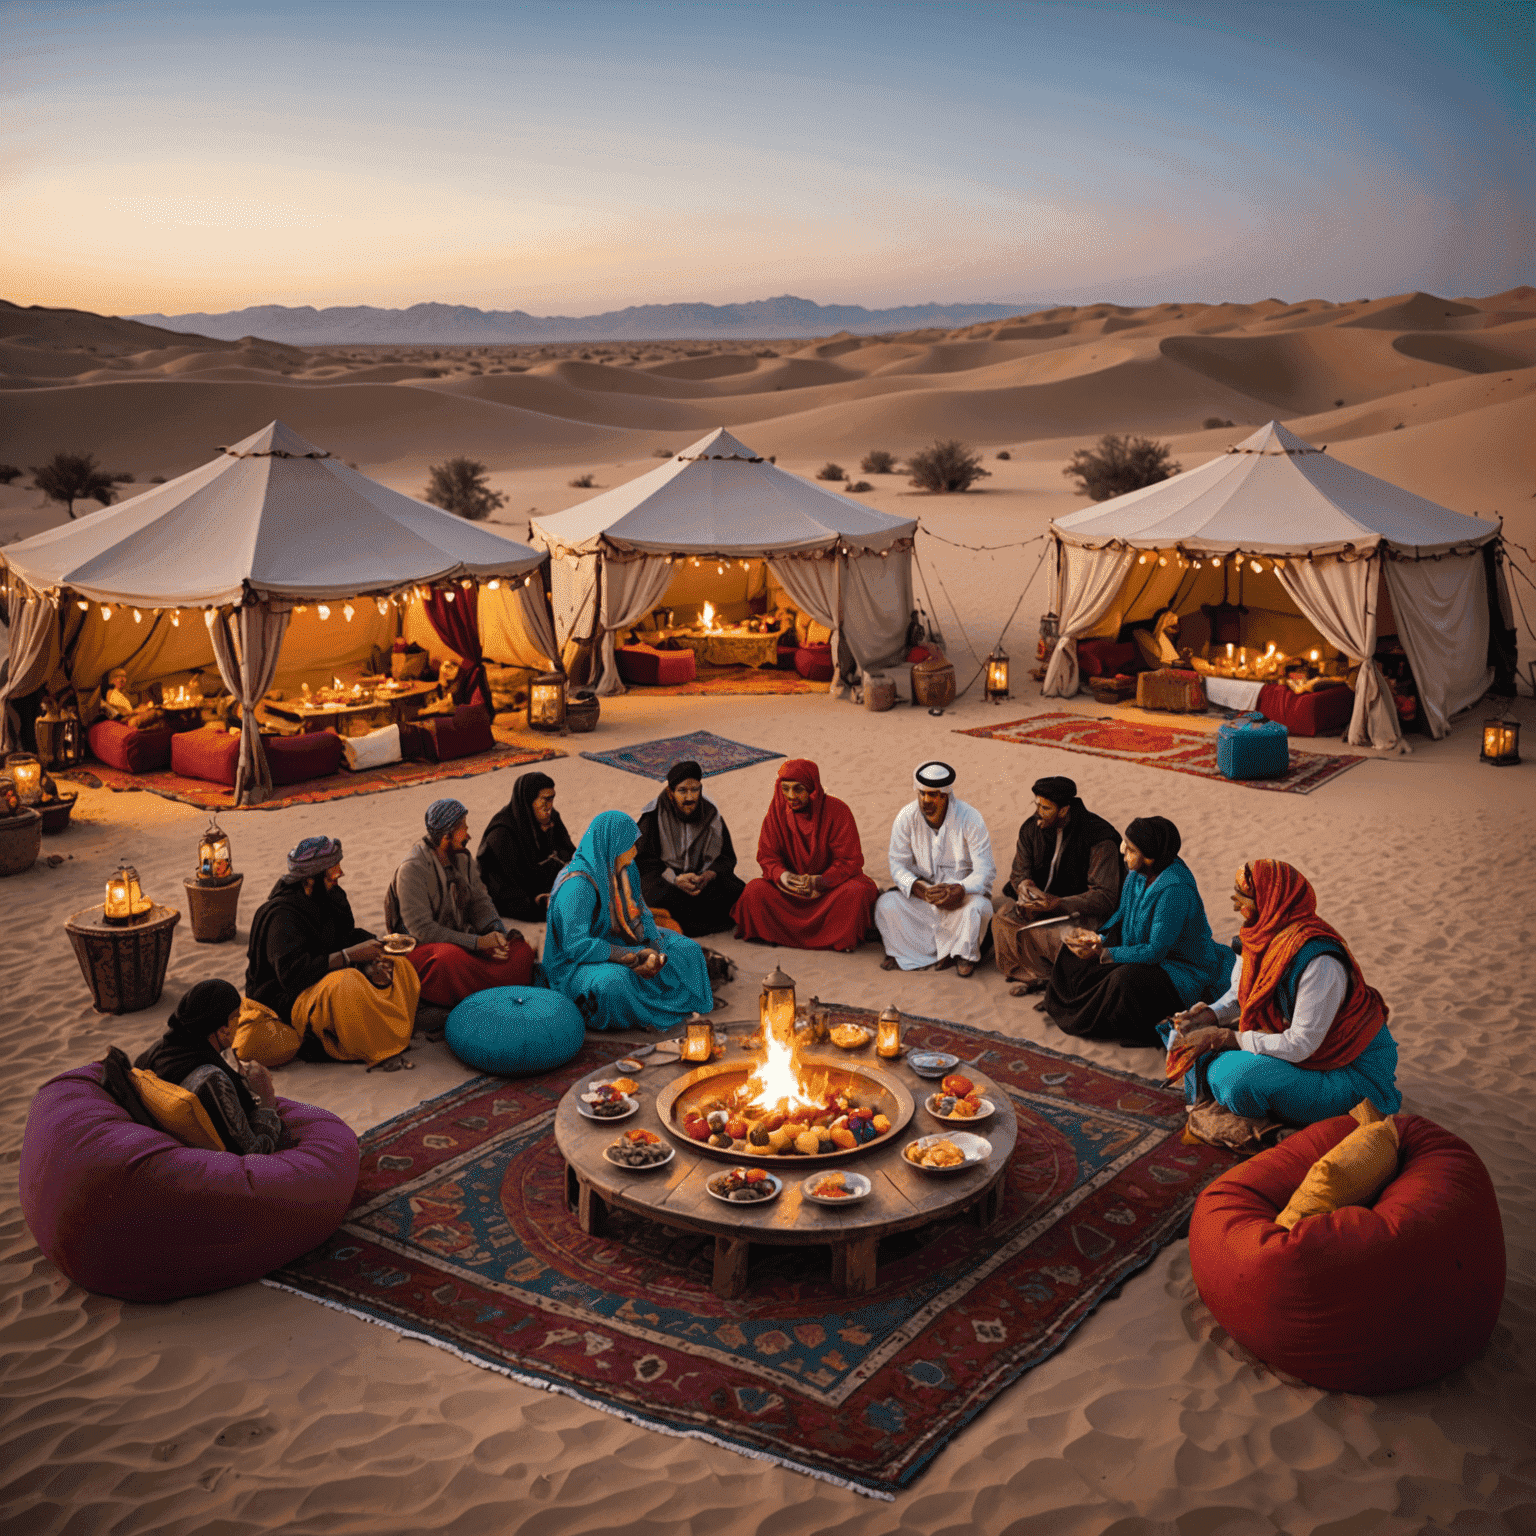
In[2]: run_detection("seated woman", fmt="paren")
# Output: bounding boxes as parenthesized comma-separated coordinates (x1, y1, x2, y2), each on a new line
(543, 810, 713, 1031)
(477, 771, 575, 921)
(1163, 859, 1400, 1130)
(1044, 816, 1231, 1047)
(246, 835, 419, 1066)
(135, 979, 284, 1154)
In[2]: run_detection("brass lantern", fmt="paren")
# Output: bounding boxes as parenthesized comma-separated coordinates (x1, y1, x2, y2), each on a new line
(1480, 718, 1521, 767)
(682, 1012, 715, 1063)
(6, 752, 42, 805)
(104, 862, 153, 923)
(527, 671, 567, 733)
(876, 1004, 903, 1059)
(760, 965, 797, 1052)
(196, 816, 236, 885)
(984, 647, 1010, 704)
(58, 712, 84, 768)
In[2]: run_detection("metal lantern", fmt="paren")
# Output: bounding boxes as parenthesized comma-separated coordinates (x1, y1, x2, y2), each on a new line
(1480, 718, 1521, 767)
(683, 1012, 715, 1063)
(196, 816, 236, 885)
(6, 752, 42, 805)
(759, 965, 797, 1051)
(527, 671, 568, 733)
(876, 1004, 903, 1059)
(103, 862, 153, 923)
(984, 647, 1010, 704)
(58, 715, 83, 768)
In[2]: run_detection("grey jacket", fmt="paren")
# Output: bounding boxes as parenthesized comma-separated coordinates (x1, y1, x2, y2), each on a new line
(384, 839, 506, 951)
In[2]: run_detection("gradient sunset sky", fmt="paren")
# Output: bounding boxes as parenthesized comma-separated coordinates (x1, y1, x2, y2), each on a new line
(6, 0, 1531, 317)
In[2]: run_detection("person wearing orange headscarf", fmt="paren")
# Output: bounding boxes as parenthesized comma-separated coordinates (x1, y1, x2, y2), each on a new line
(1163, 859, 1399, 1126)
(731, 759, 879, 952)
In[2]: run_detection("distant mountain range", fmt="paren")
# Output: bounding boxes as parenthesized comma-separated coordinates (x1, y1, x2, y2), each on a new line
(128, 295, 1043, 345)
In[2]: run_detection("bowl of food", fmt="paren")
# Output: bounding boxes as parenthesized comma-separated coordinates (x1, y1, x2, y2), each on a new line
(706, 1167, 781, 1204)
(830, 1023, 872, 1050)
(903, 1132, 992, 1173)
(603, 1129, 675, 1170)
(578, 1085, 638, 1121)
(801, 1170, 872, 1206)
(380, 933, 417, 955)
(906, 1051, 959, 1079)
(614, 1057, 646, 1074)
(926, 1092, 995, 1124)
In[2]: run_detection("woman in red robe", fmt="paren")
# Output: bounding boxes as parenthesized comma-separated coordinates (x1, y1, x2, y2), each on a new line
(732, 758, 879, 951)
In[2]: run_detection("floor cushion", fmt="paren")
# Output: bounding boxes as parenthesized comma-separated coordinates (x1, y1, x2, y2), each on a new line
(1078, 639, 1140, 678)
(445, 986, 586, 1076)
(421, 705, 495, 762)
(776, 634, 798, 669)
(87, 720, 175, 774)
(1189, 1112, 1505, 1393)
(19, 1063, 359, 1303)
(172, 726, 241, 785)
(794, 643, 835, 682)
(267, 730, 345, 783)
(616, 645, 697, 686)
(1258, 681, 1355, 738)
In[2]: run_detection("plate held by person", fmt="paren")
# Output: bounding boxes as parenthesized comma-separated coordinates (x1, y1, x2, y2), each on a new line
(380, 933, 417, 954)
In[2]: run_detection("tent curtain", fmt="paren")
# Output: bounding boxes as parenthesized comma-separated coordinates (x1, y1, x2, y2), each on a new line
(838, 549, 913, 681)
(550, 553, 599, 651)
(595, 555, 677, 696)
(1042, 543, 1137, 696)
(1275, 554, 1400, 749)
(210, 605, 291, 804)
(514, 581, 560, 672)
(1383, 552, 1491, 739)
(768, 555, 842, 694)
(0, 595, 58, 752)
(423, 586, 488, 710)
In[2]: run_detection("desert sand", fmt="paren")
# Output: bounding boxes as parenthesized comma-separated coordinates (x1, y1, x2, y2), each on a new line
(2, 291, 1534, 1533)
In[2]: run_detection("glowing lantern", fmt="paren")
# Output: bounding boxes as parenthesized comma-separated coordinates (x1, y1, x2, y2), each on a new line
(6, 752, 42, 805)
(759, 965, 797, 1051)
(103, 862, 153, 923)
(196, 816, 236, 885)
(876, 1004, 903, 1059)
(683, 1014, 715, 1063)
(58, 714, 83, 768)
(1480, 718, 1521, 767)
(527, 672, 567, 733)
(984, 647, 1010, 703)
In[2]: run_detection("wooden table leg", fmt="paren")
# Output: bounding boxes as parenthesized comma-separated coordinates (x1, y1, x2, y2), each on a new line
(832, 1234, 879, 1296)
(973, 1171, 1005, 1228)
(712, 1236, 751, 1299)
(565, 1161, 579, 1213)
(576, 1177, 606, 1237)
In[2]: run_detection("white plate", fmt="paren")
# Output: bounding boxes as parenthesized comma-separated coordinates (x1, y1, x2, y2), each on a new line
(907, 1051, 959, 1079)
(614, 1057, 646, 1073)
(577, 1095, 639, 1122)
(650, 1040, 682, 1059)
(602, 1139, 675, 1171)
(924, 1095, 996, 1125)
(380, 933, 417, 955)
(706, 1171, 783, 1205)
(902, 1131, 992, 1173)
(800, 1171, 873, 1206)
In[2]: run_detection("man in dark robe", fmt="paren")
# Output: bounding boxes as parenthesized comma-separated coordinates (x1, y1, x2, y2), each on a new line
(991, 775, 1122, 997)
(635, 759, 745, 937)
(477, 772, 575, 920)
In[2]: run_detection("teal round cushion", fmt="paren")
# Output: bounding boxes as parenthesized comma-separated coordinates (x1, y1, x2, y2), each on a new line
(445, 987, 586, 1076)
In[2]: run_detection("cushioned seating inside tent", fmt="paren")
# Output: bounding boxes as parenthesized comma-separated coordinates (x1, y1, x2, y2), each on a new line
(445, 986, 586, 1076)
(1188, 1112, 1505, 1393)
(1258, 681, 1355, 738)
(19, 1063, 360, 1303)
(795, 644, 834, 682)
(776, 633, 799, 669)
(616, 645, 697, 686)
(1078, 639, 1141, 678)
(421, 704, 495, 761)
(171, 727, 241, 784)
(171, 727, 344, 787)
(87, 720, 175, 774)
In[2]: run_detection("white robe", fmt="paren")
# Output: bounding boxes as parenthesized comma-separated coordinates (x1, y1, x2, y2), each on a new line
(876, 797, 996, 969)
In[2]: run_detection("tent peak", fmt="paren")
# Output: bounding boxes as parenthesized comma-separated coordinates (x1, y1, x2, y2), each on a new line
(675, 427, 764, 462)
(221, 421, 331, 460)
(1227, 421, 1325, 457)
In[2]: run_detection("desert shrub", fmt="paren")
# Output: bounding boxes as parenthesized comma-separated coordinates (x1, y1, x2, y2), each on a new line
(0, 464, 21, 485)
(1334, 399, 1344, 408)
(422, 457, 506, 521)
(150, 475, 167, 484)
(860, 449, 897, 474)
(907, 439, 990, 494)
(569, 473, 597, 488)
(816, 462, 847, 482)
(1061, 435, 1181, 502)
(1202, 417, 1234, 429)
(31, 452, 125, 519)
(652, 447, 674, 458)
(996, 450, 1011, 460)
(846, 480, 873, 493)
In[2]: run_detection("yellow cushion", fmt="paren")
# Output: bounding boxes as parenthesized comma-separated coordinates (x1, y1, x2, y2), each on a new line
(1275, 1101, 1399, 1230)
(129, 1068, 226, 1152)
(231, 997, 303, 1068)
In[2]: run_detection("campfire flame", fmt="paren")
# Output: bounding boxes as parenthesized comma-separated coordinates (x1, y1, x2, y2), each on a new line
(701, 600, 716, 631)
(740, 1011, 822, 1116)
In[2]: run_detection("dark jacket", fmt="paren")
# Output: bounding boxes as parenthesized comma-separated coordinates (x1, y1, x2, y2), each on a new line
(635, 804, 744, 920)
(245, 878, 374, 1023)
(1003, 803, 1123, 920)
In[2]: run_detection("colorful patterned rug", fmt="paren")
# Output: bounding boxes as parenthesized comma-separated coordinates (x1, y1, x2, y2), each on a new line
(267, 1008, 1235, 1498)
(958, 712, 1365, 794)
(61, 742, 564, 812)
(580, 729, 784, 781)
(630, 664, 828, 697)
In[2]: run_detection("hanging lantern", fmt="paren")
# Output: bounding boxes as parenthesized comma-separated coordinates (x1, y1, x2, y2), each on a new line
(196, 816, 236, 885)
(759, 965, 797, 1051)
(526, 671, 567, 733)
(682, 1013, 715, 1064)
(5, 752, 42, 806)
(984, 647, 1010, 703)
(103, 862, 153, 923)
(876, 1004, 903, 1059)
(1480, 718, 1521, 767)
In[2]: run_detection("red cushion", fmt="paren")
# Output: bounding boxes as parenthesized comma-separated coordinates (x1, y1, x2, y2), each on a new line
(794, 643, 835, 682)
(267, 730, 345, 784)
(1078, 639, 1139, 678)
(616, 645, 697, 686)
(1189, 1113, 1505, 1393)
(87, 720, 175, 774)
(1258, 682, 1355, 737)
(421, 705, 495, 763)
(171, 727, 241, 786)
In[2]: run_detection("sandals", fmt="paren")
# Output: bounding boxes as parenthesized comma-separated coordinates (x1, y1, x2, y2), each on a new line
(955, 960, 976, 978)
(880, 955, 900, 971)
(1009, 980, 1045, 998)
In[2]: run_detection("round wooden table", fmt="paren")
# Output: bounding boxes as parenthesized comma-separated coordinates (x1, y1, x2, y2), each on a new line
(555, 1044, 1015, 1300)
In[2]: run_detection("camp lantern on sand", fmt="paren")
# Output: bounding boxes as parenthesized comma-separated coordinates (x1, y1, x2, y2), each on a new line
(103, 863, 152, 924)
(527, 672, 568, 733)
(1480, 718, 1521, 767)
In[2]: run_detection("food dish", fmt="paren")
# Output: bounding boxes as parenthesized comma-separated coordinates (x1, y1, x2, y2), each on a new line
(603, 1129, 675, 1169)
(830, 1023, 871, 1050)
(903, 1131, 991, 1173)
(801, 1170, 873, 1205)
(907, 1051, 960, 1079)
(650, 1040, 682, 1059)
(706, 1168, 782, 1204)
(380, 933, 417, 955)
(679, 1094, 893, 1156)
(577, 1086, 638, 1121)
(614, 1057, 645, 1074)
(926, 1093, 996, 1124)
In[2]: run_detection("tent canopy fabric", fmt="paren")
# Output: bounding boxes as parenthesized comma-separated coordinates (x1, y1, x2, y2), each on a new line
(1, 421, 545, 608)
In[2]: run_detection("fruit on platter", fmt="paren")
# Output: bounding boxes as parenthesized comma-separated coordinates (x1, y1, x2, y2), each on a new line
(941, 1074, 974, 1098)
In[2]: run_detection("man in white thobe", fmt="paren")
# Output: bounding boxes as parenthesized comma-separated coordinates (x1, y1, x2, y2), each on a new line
(876, 761, 996, 977)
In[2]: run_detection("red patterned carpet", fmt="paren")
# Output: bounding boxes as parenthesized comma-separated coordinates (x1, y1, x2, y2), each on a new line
(625, 664, 828, 696)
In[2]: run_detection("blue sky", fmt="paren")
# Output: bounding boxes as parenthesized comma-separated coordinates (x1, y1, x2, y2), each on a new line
(4, 0, 1531, 314)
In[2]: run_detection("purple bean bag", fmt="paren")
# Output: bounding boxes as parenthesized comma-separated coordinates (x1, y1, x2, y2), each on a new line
(19, 1064, 359, 1303)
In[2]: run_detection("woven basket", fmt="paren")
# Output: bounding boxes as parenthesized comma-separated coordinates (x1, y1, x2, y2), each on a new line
(863, 675, 896, 712)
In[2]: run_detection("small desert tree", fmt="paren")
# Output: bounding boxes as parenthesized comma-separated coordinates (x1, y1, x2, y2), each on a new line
(816, 462, 847, 482)
(423, 457, 506, 521)
(907, 439, 990, 494)
(860, 449, 897, 474)
(31, 452, 124, 519)
(1062, 435, 1181, 502)
(0, 464, 21, 485)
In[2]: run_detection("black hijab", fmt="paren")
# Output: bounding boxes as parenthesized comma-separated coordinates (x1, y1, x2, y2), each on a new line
(134, 978, 255, 1112)
(478, 772, 574, 898)
(1125, 815, 1182, 875)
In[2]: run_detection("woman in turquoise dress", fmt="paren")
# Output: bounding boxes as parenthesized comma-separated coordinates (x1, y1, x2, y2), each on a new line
(544, 810, 713, 1031)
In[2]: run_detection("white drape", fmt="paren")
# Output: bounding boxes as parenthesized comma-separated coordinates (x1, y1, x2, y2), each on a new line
(515, 580, 561, 672)
(0, 595, 59, 752)
(595, 556, 676, 696)
(839, 549, 913, 679)
(550, 554, 599, 651)
(769, 555, 842, 695)
(1276, 553, 1400, 749)
(1042, 544, 1137, 696)
(210, 605, 291, 804)
(1383, 553, 1491, 739)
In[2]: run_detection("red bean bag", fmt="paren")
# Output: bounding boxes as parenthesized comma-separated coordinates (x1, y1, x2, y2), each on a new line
(421, 704, 495, 762)
(1189, 1113, 1505, 1393)
(172, 726, 241, 784)
(87, 720, 175, 774)
(1078, 639, 1140, 678)
(268, 730, 345, 783)
(1258, 681, 1356, 738)
(794, 643, 835, 682)
(19, 1064, 359, 1303)
(616, 645, 697, 686)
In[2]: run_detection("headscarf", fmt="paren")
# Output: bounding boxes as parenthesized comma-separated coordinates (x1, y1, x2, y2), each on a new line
(666, 759, 704, 790)
(425, 798, 468, 840)
(134, 977, 253, 1108)
(1125, 816, 1181, 873)
(914, 761, 957, 793)
(554, 809, 648, 944)
(167, 978, 242, 1038)
(643, 769, 724, 876)
(1236, 859, 1387, 1070)
(286, 835, 342, 881)
(480, 772, 573, 881)
(1031, 775, 1078, 807)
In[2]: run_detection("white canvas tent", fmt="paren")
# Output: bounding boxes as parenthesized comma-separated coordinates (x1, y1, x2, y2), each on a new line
(1044, 422, 1501, 748)
(529, 428, 917, 695)
(0, 421, 555, 802)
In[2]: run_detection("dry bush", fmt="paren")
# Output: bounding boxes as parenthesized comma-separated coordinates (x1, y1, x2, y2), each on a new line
(846, 480, 873, 493)
(652, 447, 675, 458)
(423, 457, 506, 521)
(1202, 417, 1234, 429)
(907, 440, 990, 494)
(0, 464, 21, 485)
(1062, 435, 1181, 502)
(861, 450, 897, 474)
(996, 450, 1011, 460)
(569, 473, 597, 488)
(816, 462, 847, 482)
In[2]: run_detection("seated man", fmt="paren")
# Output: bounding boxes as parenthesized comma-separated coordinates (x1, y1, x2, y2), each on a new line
(635, 759, 746, 937)
(875, 761, 995, 977)
(102, 667, 165, 729)
(732, 758, 878, 952)
(385, 798, 536, 1007)
(992, 775, 1122, 997)
(419, 656, 487, 717)
(1131, 609, 1191, 672)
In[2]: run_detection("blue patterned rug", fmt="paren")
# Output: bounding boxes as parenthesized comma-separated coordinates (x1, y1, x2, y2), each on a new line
(580, 729, 784, 781)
